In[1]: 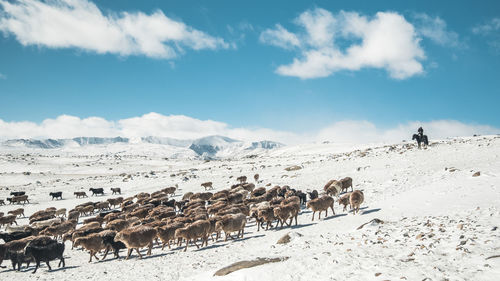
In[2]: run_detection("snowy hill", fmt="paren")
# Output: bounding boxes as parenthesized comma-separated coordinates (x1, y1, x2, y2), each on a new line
(0, 135, 284, 159)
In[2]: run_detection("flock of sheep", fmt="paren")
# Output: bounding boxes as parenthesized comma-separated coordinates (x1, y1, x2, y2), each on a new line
(0, 175, 364, 274)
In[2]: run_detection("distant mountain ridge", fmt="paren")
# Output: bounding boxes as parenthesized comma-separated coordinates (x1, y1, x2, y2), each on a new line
(1, 136, 284, 158)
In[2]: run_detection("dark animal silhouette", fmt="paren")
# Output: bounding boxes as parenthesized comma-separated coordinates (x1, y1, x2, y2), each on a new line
(49, 192, 63, 200)
(111, 188, 121, 195)
(24, 238, 65, 273)
(412, 134, 429, 148)
(10, 191, 25, 197)
(89, 188, 104, 196)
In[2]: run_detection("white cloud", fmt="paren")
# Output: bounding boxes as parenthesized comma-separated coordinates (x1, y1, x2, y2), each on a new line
(260, 9, 426, 79)
(472, 18, 500, 52)
(259, 24, 301, 50)
(0, 113, 498, 145)
(413, 13, 461, 47)
(0, 0, 229, 59)
(472, 18, 500, 35)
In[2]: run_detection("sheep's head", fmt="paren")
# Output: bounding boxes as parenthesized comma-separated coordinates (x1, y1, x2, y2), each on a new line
(114, 232, 124, 242)
(215, 221, 224, 231)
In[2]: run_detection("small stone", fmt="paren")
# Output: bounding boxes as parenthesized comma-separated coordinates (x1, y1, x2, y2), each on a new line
(375, 273, 382, 277)
(472, 171, 481, 177)
(416, 233, 425, 240)
(457, 224, 464, 230)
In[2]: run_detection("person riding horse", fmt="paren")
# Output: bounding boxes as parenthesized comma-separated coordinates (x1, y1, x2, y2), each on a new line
(413, 127, 428, 148)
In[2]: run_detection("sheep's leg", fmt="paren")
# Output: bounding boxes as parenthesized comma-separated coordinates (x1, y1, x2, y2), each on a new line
(311, 211, 315, 221)
(46, 261, 52, 271)
(89, 251, 93, 262)
(147, 242, 153, 255)
(32, 260, 40, 274)
(184, 240, 189, 252)
(126, 248, 132, 259)
(318, 211, 321, 220)
(102, 247, 110, 260)
(161, 240, 166, 250)
(135, 248, 143, 259)
(167, 240, 171, 249)
(295, 215, 298, 226)
(240, 228, 244, 238)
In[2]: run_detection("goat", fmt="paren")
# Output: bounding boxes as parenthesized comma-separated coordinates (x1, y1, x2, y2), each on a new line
(49, 192, 63, 200)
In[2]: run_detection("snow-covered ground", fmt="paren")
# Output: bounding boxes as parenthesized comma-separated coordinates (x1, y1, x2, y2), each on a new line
(0, 135, 499, 280)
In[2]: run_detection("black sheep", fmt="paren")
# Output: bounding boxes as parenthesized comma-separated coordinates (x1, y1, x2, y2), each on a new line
(49, 192, 63, 200)
(6, 249, 34, 271)
(307, 190, 319, 200)
(296, 191, 307, 205)
(100, 231, 126, 259)
(10, 191, 25, 197)
(0, 231, 32, 243)
(24, 238, 65, 273)
(89, 188, 104, 196)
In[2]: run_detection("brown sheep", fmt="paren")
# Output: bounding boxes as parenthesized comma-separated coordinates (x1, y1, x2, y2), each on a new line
(74, 191, 88, 198)
(338, 194, 351, 212)
(341, 177, 353, 193)
(107, 197, 123, 208)
(111, 188, 121, 195)
(215, 213, 246, 241)
(40, 221, 77, 239)
(325, 180, 342, 197)
(0, 215, 17, 227)
(257, 207, 276, 231)
(182, 192, 194, 201)
(201, 182, 213, 190)
(74, 233, 106, 262)
(349, 190, 364, 215)
(55, 208, 66, 217)
(273, 202, 299, 228)
(8, 208, 25, 218)
(82, 205, 94, 216)
(251, 187, 266, 198)
(114, 225, 157, 259)
(242, 183, 255, 192)
(236, 176, 247, 183)
(175, 220, 210, 251)
(68, 211, 80, 222)
(156, 222, 184, 250)
(306, 195, 335, 221)
(228, 192, 244, 204)
(83, 216, 104, 226)
(96, 201, 110, 211)
(191, 192, 213, 201)
(162, 187, 176, 197)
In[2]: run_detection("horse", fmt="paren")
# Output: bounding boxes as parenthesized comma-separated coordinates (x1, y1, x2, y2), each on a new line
(412, 134, 429, 148)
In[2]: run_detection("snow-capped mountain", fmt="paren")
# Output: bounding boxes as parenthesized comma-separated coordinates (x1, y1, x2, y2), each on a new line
(0, 135, 284, 159)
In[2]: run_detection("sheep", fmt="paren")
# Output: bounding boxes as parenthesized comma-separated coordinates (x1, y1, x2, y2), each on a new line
(338, 193, 351, 212)
(201, 182, 213, 190)
(31, 217, 63, 228)
(55, 208, 67, 217)
(325, 180, 342, 197)
(156, 222, 184, 250)
(111, 187, 121, 195)
(107, 197, 123, 208)
(307, 190, 319, 200)
(273, 202, 299, 228)
(341, 177, 353, 193)
(0, 215, 17, 227)
(349, 190, 364, 215)
(236, 176, 247, 183)
(49, 192, 63, 200)
(0, 236, 35, 267)
(228, 192, 245, 204)
(8, 195, 29, 205)
(162, 186, 176, 197)
(191, 192, 213, 201)
(73, 233, 106, 262)
(8, 208, 25, 218)
(24, 237, 65, 273)
(0, 231, 32, 243)
(257, 207, 276, 231)
(215, 213, 246, 241)
(6, 249, 34, 271)
(96, 201, 111, 211)
(182, 192, 194, 201)
(68, 210, 80, 222)
(105, 219, 130, 232)
(251, 187, 266, 198)
(254, 174, 259, 182)
(241, 183, 255, 192)
(74, 191, 88, 198)
(175, 220, 210, 251)
(82, 205, 95, 216)
(89, 188, 104, 196)
(10, 191, 26, 197)
(4, 224, 29, 233)
(40, 221, 76, 239)
(71, 226, 103, 249)
(306, 195, 335, 221)
(114, 225, 157, 259)
(98, 230, 126, 260)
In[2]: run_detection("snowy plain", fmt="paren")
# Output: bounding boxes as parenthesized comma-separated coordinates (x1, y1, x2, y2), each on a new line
(0, 135, 499, 280)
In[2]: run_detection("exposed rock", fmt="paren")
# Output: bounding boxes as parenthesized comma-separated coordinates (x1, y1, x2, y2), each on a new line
(357, 218, 384, 230)
(214, 257, 289, 276)
(284, 165, 302, 171)
(472, 171, 481, 177)
(277, 232, 303, 244)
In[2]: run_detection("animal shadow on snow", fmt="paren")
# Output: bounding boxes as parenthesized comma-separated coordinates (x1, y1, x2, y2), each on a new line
(290, 222, 316, 229)
(361, 208, 381, 215)
(323, 213, 347, 221)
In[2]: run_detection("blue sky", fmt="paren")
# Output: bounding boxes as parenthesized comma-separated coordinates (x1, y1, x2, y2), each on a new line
(0, 0, 499, 143)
